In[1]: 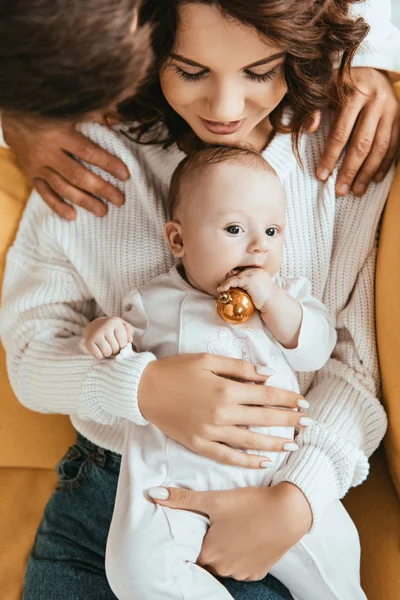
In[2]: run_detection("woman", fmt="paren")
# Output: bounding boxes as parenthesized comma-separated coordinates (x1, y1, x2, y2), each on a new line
(0, 1, 399, 599)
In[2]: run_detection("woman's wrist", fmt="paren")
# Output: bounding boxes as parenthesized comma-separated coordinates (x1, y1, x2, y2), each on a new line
(273, 482, 313, 532)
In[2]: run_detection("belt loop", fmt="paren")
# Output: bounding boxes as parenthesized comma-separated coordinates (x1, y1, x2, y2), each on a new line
(91, 446, 107, 468)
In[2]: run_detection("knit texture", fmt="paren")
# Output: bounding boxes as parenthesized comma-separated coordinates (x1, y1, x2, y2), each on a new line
(0, 113, 393, 529)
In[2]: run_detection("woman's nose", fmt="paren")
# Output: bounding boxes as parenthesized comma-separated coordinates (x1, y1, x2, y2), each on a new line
(208, 79, 245, 122)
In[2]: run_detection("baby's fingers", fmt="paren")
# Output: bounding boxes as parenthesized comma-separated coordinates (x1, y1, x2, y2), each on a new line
(86, 339, 110, 360)
(122, 320, 135, 343)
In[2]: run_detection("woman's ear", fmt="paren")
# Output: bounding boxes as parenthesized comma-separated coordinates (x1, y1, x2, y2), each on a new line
(164, 221, 185, 257)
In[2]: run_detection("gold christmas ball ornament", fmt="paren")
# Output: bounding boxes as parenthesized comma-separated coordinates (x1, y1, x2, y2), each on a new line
(216, 288, 255, 324)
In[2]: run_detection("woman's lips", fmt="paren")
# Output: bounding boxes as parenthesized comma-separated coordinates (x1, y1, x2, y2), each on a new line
(200, 117, 245, 135)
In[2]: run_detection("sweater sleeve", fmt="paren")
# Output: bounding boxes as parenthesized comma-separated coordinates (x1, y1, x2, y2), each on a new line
(272, 248, 388, 531)
(0, 192, 154, 427)
(274, 276, 337, 373)
(349, 0, 400, 74)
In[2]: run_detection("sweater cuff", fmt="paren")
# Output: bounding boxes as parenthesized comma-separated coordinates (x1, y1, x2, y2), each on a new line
(84, 344, 156, 426)
(271, 427, 370, 532)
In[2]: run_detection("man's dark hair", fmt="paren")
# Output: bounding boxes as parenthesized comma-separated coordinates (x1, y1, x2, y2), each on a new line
(0, 0, 152, 120)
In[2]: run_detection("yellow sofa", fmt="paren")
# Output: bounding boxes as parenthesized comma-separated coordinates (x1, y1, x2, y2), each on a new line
(0, 146, 399, 600)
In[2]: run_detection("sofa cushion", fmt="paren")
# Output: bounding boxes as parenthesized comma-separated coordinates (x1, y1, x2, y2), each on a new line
(0, 148, 75, 469)
(376, 161, 400, 500)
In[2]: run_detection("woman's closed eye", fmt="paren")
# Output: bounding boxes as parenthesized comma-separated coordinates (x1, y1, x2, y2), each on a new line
(173, 64, 282, 84)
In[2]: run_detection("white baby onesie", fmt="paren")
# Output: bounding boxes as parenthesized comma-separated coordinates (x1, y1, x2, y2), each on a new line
(106, 267, 365, 600)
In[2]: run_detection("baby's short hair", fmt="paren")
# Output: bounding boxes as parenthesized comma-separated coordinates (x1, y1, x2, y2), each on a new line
(167, 145, 277, 219)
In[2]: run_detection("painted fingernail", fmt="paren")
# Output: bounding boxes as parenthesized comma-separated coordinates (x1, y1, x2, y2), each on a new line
(283, 442, 299, 452)
(374, 171, 384, 183)
(148, 487, 169, 500)
(337, 183, 349, 196)
(318, 168, 330, 181)
(256, 365, 275, 377)
(260, 460, 272, 468)
(353, 183, 366, 196)
(297, 399, 309, 409)
(298, 417, 314, 427)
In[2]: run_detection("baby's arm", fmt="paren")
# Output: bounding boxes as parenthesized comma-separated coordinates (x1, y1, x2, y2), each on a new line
(84, 316, 134, 360)
(218, 268, 302, 348)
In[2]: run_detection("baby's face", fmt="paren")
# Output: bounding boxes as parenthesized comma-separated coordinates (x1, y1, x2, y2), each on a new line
(175, 162, 286, 297)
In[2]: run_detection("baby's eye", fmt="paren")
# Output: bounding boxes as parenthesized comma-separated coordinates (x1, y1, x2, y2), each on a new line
(225, 225, 244, 235)
(266, 227, 279, 237)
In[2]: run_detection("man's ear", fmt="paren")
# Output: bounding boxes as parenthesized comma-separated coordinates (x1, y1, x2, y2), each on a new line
(164, 221, 185, 258)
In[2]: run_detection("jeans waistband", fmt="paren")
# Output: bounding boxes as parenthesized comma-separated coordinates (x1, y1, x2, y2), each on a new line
(76, 432, 121, 467)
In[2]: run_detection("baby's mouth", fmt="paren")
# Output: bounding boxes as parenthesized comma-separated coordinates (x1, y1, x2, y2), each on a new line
(225, 265, 256, 279)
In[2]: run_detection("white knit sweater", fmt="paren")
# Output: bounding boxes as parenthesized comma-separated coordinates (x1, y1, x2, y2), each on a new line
(0, 112, 393, 528)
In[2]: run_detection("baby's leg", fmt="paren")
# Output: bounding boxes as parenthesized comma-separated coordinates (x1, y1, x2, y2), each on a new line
(269, 500, 366, 600)
(106, 422, 233, 600)
(106, 493, 233, 600)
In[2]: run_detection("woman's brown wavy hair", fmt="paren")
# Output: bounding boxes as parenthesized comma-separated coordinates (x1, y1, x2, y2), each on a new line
(119, 0, 369, 148)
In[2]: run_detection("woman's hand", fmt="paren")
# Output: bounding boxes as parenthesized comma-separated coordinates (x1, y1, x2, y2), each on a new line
(2, 112, 130, 220)
(148, 482, 312, 581)
(138, 354, 311, 469)
(316, 67, 400, 196)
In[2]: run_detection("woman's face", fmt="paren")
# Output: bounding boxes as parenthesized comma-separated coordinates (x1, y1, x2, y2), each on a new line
(160, 3, 288, 149)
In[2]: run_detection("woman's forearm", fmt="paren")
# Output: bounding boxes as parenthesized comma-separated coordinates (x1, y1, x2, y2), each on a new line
(0, 191, 154, 425)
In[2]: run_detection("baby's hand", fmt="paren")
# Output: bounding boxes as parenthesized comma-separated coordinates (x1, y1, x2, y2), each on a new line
(217, 268, 275, 311)
(84, 317, 134, 360)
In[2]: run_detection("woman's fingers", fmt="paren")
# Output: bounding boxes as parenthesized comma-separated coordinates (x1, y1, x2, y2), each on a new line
(193, 439, 282, 469)
(236, 379, 304, 409)
(217, 426, 302, 453)
(232, 406, 311, 428)
(206, 354, 274, 385)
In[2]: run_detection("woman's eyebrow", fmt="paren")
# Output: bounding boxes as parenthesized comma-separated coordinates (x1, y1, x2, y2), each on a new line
(169, 51, 286, 70)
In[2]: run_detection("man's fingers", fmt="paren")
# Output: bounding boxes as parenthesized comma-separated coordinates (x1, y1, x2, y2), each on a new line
(335, 106, 381, 196)
(374, 116, 400, 183)
(39, 169, 108, 217)
(316, 101, 361, 182)
(69, 130, 129, 181)
(34, 178, 76, 221)
(56, 157, 125, 207)
(306, 110, 321, 134)
(351, 115, 394, 196)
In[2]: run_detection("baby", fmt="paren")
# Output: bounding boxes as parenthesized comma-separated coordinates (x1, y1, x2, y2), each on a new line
(84, 147, 364, 600)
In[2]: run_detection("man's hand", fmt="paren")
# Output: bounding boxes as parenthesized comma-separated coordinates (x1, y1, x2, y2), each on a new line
(316, 68, 400, 196)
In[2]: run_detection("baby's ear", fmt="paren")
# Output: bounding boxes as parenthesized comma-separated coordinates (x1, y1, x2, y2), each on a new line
(164, 221, 185, 258)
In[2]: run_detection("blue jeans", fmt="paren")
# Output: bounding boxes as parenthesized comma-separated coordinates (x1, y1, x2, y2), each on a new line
(24, 434, 294, 600)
